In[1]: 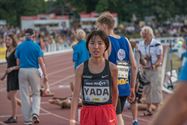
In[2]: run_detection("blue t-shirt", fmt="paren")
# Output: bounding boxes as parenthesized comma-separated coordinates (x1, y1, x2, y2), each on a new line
(15, 39, 43, 68)
(72, 40, 90, 69)
(108, 36, 130, 96)
(179, 52, 187, 81)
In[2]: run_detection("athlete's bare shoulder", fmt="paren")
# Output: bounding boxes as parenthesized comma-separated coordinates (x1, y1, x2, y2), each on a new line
(110, 33, 121, 39)
(75, 63, 84, 76)
(109, 62, 118, 72)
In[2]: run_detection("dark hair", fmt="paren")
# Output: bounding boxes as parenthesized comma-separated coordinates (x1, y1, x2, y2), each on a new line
(25, 28, 34, 36)
(7, 34, 17, 48)
(86, 30, 109, 51)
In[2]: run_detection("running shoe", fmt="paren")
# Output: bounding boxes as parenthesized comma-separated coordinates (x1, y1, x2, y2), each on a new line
(133, 121, 139, 125)
(32, 114, 40, 124)
(4, 116, 17, 123)
(24, 121, 32, 125)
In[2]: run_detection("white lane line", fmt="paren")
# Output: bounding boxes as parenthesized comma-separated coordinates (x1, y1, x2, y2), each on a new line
(44, 49, 72, 56)
(40, 107, 79, 124)
(48, 66, 72, 76)
(0, 112, 50, 118)
(50, 85, 70, 90)
(49, 74, 74, 87)
(46, 60, 72, 71)
(0, 71, 74, 92)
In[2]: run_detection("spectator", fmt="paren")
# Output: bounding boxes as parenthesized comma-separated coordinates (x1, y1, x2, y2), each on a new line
(15, 28, 48, 125)
(138, 26, 163, 116)
(72, 29, 90, 69)
(1, 34, 20, 123)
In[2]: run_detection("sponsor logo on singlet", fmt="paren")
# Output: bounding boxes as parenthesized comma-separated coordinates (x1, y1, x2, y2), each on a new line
(117, 49, 126, 61)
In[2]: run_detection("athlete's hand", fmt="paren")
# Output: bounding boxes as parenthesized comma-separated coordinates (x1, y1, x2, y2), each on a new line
(6, 67, 13, 73)
(128, 88, 135, 103)
(69, 119, 76, 125)
(0, 72, 7, 81)
(44, 88, 50, 93)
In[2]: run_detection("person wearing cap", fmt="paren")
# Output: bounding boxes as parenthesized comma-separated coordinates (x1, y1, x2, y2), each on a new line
(15, 28, 48, 125)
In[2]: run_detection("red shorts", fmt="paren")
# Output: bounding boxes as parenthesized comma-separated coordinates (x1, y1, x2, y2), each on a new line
(80, 104, 117, 125)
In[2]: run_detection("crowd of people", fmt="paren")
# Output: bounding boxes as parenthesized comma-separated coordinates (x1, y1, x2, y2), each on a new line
(0, 25, 77, 53)
(115, 15, 187, 38)
(0, 11, 187, 125)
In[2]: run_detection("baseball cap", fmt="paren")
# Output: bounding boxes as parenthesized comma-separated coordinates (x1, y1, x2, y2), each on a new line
(25, 28, 34, 36)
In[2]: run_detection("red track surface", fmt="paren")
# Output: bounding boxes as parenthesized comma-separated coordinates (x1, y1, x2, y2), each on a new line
(0, 52, 152, 125)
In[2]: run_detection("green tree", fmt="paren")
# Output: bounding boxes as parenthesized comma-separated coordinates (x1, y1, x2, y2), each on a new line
(0, 0, 47, 25)
(0, 0, 186, 25)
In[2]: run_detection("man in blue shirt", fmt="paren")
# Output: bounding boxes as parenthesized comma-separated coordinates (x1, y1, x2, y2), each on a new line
(15, 29, 48, 125)
(151, 54, 187, 125)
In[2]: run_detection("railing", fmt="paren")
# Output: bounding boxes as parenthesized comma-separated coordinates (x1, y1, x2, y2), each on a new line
(0, 36, 184, 63)
(0, 42, 72, 64)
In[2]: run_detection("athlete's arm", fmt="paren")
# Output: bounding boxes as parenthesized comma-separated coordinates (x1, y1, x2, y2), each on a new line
(39, 57, 48, 85)
(127, 39, 137, 103)
(110, 62, 118, 108)
(151, 82, 187, 125)
(70, 64, 83, 125)
(127, 39, 137, 89)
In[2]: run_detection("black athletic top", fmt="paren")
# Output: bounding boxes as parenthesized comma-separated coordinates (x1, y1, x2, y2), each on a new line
(82, 60, 113, 106)
(6, 49, 19, 92)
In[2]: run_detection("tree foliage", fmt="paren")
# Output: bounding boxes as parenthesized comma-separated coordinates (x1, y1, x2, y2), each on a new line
(0, 0, 186, 25)
(0, 0, 46, 25)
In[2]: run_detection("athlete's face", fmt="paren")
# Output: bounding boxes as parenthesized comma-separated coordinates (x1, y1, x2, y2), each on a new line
(88, 35, 106, 58)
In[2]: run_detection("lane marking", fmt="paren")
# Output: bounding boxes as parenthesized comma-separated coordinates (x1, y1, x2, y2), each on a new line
(48, 66, 72, 76)
(0, 112, 50, 118)
(46, 60, 72, 71)
(49, 74, 74, 87)
(50, 85, 70, 90)
(0, 71, 74, 92)
(40, 107, 79, 124)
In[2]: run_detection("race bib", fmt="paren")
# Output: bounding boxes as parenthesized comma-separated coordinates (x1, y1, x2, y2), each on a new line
(117, 61, 130, 85)
(83, 80, 110, 103)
